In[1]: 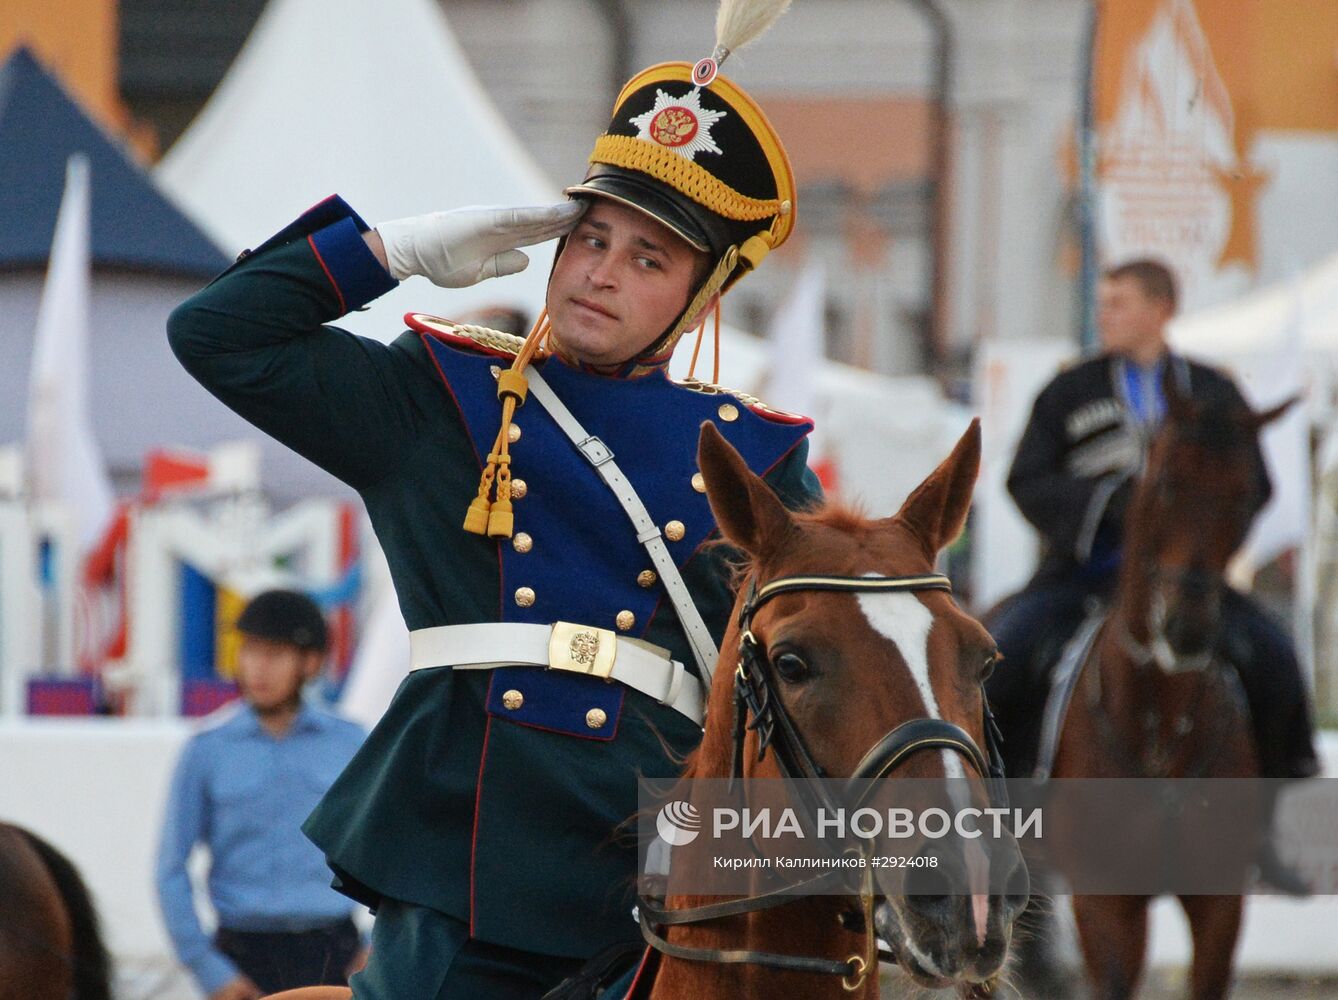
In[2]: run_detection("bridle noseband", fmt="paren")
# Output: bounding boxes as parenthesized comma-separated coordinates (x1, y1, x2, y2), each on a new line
(640, 571, 1010, 991)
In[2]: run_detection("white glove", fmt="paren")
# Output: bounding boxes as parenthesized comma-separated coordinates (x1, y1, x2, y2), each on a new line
(376, 202, 585, 288)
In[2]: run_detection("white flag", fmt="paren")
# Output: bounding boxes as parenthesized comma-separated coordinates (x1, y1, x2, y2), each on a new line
(764, 258, 826, 421)
(1237, 283, 1309, 572)
(26, 155, 114, 550)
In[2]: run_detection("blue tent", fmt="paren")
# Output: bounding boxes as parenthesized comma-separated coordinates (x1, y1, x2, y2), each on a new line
(0, 46, 228, 277)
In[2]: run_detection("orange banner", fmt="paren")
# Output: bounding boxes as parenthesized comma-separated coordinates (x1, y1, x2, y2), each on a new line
(1093, 0, 1338, 307)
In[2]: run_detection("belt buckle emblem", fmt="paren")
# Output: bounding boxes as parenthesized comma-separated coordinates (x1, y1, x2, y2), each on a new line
(550, 622, 617, 680)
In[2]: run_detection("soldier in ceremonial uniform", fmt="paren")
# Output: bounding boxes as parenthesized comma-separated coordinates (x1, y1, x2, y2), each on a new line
(985, 259, 1318, 892)
(168, 11, 817, 996)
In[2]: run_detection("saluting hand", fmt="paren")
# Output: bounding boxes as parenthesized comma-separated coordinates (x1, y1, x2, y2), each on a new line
(373, 202, 585, 288)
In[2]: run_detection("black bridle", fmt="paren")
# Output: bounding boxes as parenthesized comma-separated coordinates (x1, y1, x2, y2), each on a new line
(639, 572, 1010, 991)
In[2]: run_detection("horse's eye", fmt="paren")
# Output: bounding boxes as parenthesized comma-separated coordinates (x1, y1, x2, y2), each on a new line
(981, 651, 1001, 681)
(772, 652, 810, 683)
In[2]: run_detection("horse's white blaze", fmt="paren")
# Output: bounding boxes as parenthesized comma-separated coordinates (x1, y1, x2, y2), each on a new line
(860, 584, 990, 953)
(855, 587, 966, 786)
(967, 842, 991, 946)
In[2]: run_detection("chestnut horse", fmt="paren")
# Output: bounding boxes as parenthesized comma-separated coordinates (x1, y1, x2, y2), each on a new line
(1047, 385, 1292, 1000)
(269, 420, 1028, 1000)
(0, 820, 112, 1000)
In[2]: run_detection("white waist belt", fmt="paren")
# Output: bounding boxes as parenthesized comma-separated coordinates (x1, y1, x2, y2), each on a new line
(409, 623, 705, 726)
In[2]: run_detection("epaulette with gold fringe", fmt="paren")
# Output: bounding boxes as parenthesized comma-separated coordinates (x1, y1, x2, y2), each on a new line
(675, 376, 810, 425)
(405, 313, 539, 361)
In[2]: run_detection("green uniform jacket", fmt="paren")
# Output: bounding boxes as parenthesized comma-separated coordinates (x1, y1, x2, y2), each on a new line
(167, 196, 821, 958)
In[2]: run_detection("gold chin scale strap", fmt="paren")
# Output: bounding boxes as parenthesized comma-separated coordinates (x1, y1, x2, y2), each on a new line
(463, 309, 551, 538)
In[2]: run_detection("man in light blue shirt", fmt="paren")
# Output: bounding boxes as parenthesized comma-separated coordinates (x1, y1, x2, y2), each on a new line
(156, 590, 367, 1000)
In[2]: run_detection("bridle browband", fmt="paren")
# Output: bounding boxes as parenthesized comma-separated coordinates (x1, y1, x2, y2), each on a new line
(639, 571, 1010, 992)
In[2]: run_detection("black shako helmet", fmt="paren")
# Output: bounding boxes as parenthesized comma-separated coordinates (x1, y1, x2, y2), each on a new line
(563, 61, 797, 367)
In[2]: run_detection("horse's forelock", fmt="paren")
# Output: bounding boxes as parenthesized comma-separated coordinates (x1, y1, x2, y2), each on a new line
(795, 499, 874, 533)
(712, 498, 879, 588)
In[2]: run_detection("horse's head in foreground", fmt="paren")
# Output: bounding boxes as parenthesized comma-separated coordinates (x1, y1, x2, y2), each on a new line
(1123, 377, 1294, 671)
(692, 420, 1028, 995)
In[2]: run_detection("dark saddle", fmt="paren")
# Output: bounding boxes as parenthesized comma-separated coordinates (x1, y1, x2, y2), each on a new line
(1031, 612, 1106, 780)
(983, 597, 1108, 783)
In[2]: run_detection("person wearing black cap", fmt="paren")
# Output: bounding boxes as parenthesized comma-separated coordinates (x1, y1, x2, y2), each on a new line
(167, 2, 818, 995)
(156, 590, 367, 1000)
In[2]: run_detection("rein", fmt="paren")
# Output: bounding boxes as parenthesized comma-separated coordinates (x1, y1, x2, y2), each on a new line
(639, 572, 1009, 992)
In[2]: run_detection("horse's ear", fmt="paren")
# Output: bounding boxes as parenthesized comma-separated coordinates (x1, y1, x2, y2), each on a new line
(698, 422, 794, 556)
(891, 418, 981, 560)
(1252, 394, 1300, 430)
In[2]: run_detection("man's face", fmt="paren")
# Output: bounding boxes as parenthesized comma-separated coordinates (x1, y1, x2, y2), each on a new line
(1097, 276, 1172, 359)
(236, 635, 318, 714)
(546, 198, 707, 367)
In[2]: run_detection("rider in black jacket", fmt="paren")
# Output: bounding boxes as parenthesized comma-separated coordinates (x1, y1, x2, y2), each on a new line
(986, 259, 1319, 893)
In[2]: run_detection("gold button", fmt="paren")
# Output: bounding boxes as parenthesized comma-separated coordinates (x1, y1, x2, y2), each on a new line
(665, 520, 686, 542)
(510, 479, 528, 499)
(691, 472, 706, 493)
(513, 532, 533, 553)
(502, 689, 524, 710)
(508, 424, 522, 443)
(490, 365, 502, 378)
(586, 708, 608, 729)
(616, 610, 635, 632)
(637, 570, 657, 588)
(717, 403, 739, 422)
(779, 199, 793, 216)
(515, 587, 535, 607)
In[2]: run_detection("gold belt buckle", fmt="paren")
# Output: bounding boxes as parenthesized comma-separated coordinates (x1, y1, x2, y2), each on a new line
(549, 622, 617, 680)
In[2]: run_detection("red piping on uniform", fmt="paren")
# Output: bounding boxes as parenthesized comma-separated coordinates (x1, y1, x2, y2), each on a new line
(745, 402, 813, 426)
(307, 235, 347, 314)
(625, 948, 654, 997)
(418, 330, 507, 615)
(406, 314, 518, 361)
(468, 711, 494, 937)
(418, 332, 489, 468)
